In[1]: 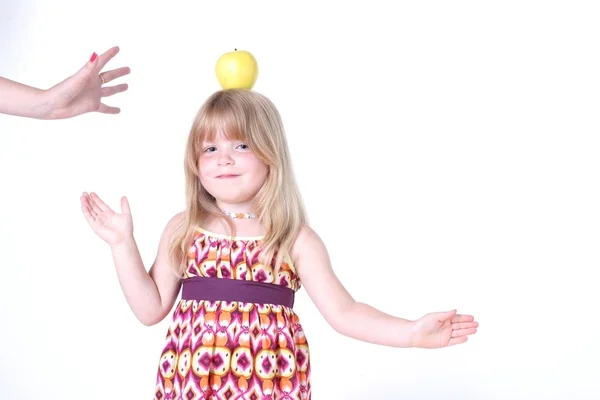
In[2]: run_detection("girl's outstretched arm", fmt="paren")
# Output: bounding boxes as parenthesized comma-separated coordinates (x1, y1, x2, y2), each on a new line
(81, 192, 182, 326)
(291, 226, 478, 348)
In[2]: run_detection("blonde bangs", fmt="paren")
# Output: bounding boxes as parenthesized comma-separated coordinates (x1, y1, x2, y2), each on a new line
(192, 104, 247, 151)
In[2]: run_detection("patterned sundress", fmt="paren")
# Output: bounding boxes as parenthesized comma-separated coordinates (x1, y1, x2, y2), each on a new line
(154, 227, 311, 400)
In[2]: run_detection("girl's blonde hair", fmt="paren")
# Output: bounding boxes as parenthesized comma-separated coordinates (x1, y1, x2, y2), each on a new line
(168, 89, 308, 277)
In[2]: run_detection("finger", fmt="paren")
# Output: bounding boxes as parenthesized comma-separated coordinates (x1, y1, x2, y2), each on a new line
(81, 204, 96, 223)
(451, 327, 478, 338)
(96, 103, 121, 114)
(81, 193, 97, 217)
(451, 321, 479, 330)
(121, 196, 131, 215)
(90, 192, 110, 211)
(101, 83, 129, 98)
(437, 309, 457, 321)
(81, 194, 98, 221)
(88, 192, 105, 214)
(88, 198, 102, 216)
(448, 336, 468, 347)
(451, 314, 475, 323)
(96, 46, 121, 71)
(98, 67, 131, 84)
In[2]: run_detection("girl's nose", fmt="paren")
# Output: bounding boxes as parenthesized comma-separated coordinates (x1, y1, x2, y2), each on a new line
(217, 153, 234, 166)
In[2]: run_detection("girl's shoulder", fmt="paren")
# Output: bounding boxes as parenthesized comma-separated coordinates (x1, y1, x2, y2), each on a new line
(165, 210, 186, 230)
(155, 211, 187, 242)
(290, 224, 326, 263)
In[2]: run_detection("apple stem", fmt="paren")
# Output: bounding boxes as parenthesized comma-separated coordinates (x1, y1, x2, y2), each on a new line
(235, 48, 237, 51)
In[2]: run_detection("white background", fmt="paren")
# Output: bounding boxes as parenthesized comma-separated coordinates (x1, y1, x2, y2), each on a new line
(1, 1, 599, 399)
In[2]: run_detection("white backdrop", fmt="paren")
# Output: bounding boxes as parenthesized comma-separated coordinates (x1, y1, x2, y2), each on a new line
(1, 1, 599, 399)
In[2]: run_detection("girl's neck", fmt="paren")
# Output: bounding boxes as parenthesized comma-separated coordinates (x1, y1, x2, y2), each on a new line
(202, 214, 265, 238)
(216, 200, 255, 216)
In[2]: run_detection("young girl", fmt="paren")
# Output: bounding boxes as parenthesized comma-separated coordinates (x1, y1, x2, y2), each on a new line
(80, 89, 478, 399)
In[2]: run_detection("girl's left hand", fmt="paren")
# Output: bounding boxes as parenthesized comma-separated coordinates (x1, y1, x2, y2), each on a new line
(44, 46, 130, 119)
(411, 310, 479, 348)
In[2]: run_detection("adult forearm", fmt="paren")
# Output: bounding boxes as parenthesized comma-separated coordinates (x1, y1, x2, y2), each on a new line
(110, 237, 163, 325)
(0, 77, 51, 119)
(336, 301, 416, 348)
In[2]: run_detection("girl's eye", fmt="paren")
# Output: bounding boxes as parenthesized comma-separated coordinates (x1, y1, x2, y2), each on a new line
(237, 144, 249, 150)
(204, 146, 216, 153)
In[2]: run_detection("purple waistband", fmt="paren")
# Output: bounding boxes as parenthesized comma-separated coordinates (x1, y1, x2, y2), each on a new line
(181, 276, 295, 308)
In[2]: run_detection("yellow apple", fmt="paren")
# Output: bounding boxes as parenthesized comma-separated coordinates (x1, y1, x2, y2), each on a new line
(215, 49, 259, 90)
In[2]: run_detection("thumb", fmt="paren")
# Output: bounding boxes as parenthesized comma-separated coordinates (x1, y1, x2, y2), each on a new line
(120, 196, 131, 215)
(437, 309, 457, 321)
(54, 52, 98, 99)
(73, 52, 99, 84)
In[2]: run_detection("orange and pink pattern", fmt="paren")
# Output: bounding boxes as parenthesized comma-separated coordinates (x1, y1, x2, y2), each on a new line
(154, 228, 311, 400)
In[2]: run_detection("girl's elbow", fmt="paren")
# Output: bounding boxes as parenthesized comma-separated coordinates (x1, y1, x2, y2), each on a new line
(327, 314, 350, 335)
(326, 301, 356, 335)
(137, 311, 165, 327)
(137, 315, 156, 326)
(140, 318, 158, 327)
(137, 300, 175, 326)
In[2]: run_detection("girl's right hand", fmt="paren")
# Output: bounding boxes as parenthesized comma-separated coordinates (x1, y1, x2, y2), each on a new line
(81, 192, 134, 247)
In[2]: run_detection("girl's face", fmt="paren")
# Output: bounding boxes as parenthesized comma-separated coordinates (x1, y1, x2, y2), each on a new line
(198, 131, 269, 209)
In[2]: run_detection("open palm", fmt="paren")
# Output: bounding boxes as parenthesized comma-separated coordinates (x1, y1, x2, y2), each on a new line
(47, 46, 130, 119)
(81, 192, 133, 246)
(411, 310, 479, 348)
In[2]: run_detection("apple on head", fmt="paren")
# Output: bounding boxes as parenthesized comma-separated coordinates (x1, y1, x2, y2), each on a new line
(215, 49, 259, 90)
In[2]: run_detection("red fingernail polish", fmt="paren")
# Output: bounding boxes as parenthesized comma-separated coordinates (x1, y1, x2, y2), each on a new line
(90, 52, 97, 62)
